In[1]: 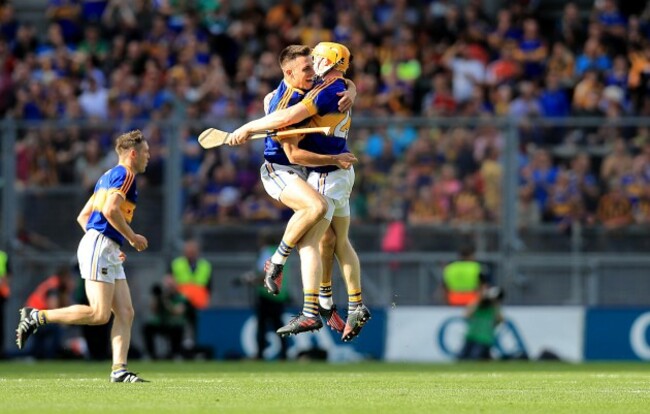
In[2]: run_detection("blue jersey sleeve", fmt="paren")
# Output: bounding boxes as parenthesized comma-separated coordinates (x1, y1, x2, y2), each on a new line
(301, 79, 346, 116)
(107, 166, 135, 199)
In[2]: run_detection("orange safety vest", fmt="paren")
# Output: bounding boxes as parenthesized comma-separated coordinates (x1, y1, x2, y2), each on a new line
(446, 291, 481, 306)
(171, 257, 212, 309)
(26, 275, 61, 310)
(443, 261, 482, 306)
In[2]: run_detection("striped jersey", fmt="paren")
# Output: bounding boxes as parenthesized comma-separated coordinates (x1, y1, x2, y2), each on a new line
(264, 80, 306, 165)
(85, 164, 138, 245)
(299, 77, 351, 173)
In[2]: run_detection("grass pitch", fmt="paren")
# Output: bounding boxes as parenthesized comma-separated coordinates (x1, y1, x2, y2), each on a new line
(0, 361, 649, 414)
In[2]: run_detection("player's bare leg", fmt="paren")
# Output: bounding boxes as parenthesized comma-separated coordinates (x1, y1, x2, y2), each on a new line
(265, 180, 327, 295)
(16, 280, 114, 350)
(49, 280, 114, 324)
(110, 279, 146, 382)
(276, 218, 329, 337)
(318, 226, 345, 333)
(111, 279, 134, 367)
(330, 215, 371, 341)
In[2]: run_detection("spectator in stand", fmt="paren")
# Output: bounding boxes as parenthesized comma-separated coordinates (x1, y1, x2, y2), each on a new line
(628, 42, 650, 112)
(540, 73, 571, 118)
(556, 2, 586, 53)
(573, 69, 603, 112)
(575, 38, 612, 77)
(597, 180, 634, 230)
(509, 80, 542, 119)
(491, 83, 513, 116)
(485, 40, 520, 87)
(408, 185, 447, 224)
(601, 137, 633, 182)
(596, 0, 627, 52)
(480, 146, 502, 221)
(46, 0, 82, 44)
(79, 75, 109, 118)
(74, 138, 105, 194)
(547, 170, 583, 230)
(78, 24, 109, 61)
(487, 9, 522, 52)
(547, 42, 576, 88)
(569, 152, 600, 215)
(452, 174, 485, 224)
(422, 72, 457, 116)
(518, 183, 542, 229)
(8, 0, 650, 231)
(605, 55, 629, 89)
(515, 18, 547, 80)
(521, 148, 558, 213)
(442, 40, 486, 104)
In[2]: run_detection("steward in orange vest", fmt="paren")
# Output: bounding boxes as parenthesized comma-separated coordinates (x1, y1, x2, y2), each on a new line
(169, 239, 212, 310)
(442, 245, 488, 306)
(26, 266, 74, 310)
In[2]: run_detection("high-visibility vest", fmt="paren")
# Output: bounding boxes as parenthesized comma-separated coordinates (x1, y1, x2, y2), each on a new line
(26, 275, 60, 309)
(443, 260, 481, 306)
(0, 250, 9, 299)
(171, 257, 212, 309)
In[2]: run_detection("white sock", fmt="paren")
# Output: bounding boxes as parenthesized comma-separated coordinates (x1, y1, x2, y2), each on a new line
(319, 297, 333, 310)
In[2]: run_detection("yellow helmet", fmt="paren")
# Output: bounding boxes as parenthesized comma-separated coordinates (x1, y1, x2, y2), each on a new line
(311, 42, 350, 77)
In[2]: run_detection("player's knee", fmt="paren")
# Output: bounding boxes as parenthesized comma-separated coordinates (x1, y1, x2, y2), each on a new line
(90, 309, 112, 325)
(311, 197, 328, 219)
(114, 306, 135, 324)
(320, 226, 336, 253)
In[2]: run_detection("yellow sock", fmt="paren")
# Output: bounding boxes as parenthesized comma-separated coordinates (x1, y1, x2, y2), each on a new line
(348, 289, 362, 312)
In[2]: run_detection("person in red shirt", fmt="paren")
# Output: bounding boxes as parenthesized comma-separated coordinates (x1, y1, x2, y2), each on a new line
(23, 266, 75, 359)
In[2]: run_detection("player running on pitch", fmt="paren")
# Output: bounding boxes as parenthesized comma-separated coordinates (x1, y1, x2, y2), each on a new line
(16, 130, 150, 382)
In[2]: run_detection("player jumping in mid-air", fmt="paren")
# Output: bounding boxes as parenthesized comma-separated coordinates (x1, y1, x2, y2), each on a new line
(252, 44, 356, 336)
(16, 130, 150, 383)
(228, 42, 371, 341)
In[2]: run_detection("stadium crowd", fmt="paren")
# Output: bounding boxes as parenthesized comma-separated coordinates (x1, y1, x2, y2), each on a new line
(4, 0, 650, 229)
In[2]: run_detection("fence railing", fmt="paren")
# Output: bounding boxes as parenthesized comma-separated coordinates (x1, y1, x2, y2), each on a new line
(3, 116, 650, 310)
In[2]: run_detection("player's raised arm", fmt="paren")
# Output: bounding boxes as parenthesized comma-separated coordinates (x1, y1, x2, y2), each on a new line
(227, 102, 311, 146)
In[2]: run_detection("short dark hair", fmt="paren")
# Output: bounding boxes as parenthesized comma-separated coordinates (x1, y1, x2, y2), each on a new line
(115, 130, 145, 153)
(278, 45, 311, 69)
(459, 244, 476, 259)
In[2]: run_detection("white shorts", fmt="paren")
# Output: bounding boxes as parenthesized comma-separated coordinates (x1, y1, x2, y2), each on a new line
(260, 162, 308, 201)
(308, 167, 355, 218)
(77, 229, 126, 283)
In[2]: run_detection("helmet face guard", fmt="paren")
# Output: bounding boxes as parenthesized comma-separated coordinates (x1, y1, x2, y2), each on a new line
(311, 42, 350, 77)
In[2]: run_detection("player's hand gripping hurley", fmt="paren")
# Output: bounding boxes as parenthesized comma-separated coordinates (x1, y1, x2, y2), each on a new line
(198, 126, 332, 149)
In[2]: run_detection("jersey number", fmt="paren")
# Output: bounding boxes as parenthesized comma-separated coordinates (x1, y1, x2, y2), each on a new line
(333, 110, 351, 139)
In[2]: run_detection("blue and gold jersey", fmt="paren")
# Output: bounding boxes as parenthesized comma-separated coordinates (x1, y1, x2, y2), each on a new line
(299, 78, 351, 173)
(85, 164, 137, 245)
(264, 80, 306, 165)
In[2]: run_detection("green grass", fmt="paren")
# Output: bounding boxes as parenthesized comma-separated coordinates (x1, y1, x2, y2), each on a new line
(0, 361, 649, 413)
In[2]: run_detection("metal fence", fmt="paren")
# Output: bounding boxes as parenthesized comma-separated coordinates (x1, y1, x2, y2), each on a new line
(3, 116, 650, 351)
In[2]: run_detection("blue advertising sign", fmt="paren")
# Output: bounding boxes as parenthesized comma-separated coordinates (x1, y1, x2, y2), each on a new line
(197, 307, 386, 361)
(585, 308, 650, 360)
